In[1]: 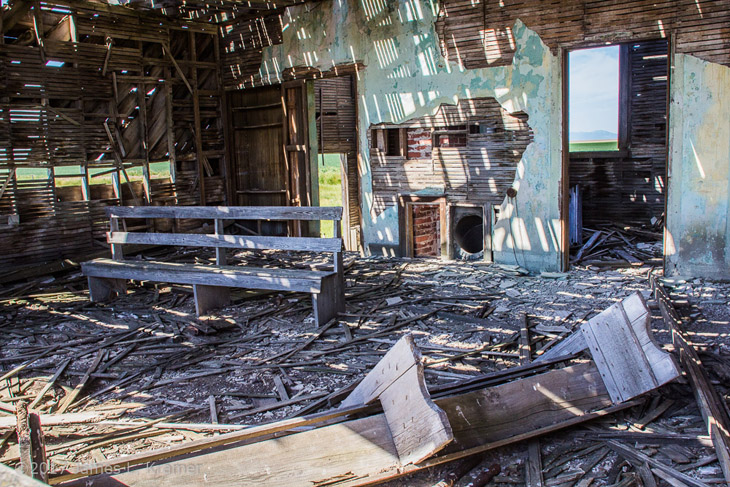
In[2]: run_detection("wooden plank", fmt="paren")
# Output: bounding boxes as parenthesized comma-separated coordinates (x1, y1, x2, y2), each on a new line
(311, 273, 344, 326)
(193, 285, 231, 316)
(61, 363, 619, 487)
(214, 219, 226, 266)
(87, 276, 127, 302)
(519, 313, 544, 487)
(51, 404, 374, 484)
(580, 292, 679, 403)
(107, 232, 343, 253)
(82, 259, 331, 294)
(57, 351, 104, 414)
(341, 335, 423, 408)
(341, 335, 453, 464)
(105, 205, 343, 221)
(652, 276, 730, 485)
(535, 331, 587, 362)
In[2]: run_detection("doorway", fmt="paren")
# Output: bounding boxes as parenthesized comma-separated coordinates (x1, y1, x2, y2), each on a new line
(317, 153, 345, 238)
(564, 39, 669, 268)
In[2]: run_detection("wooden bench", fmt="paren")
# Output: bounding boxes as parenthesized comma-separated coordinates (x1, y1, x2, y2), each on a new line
(81, 206, 345, 325)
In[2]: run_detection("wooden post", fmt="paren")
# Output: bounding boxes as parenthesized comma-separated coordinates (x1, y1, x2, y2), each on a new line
(483, 203, 493, 263)
(165, 67, 177, 186)
(193, 284, 230, 316)
(135, 62, 152, 204)
(189, 31, 206, 205)
(214, 218, 226, 265)
(110, 216, 124, 260)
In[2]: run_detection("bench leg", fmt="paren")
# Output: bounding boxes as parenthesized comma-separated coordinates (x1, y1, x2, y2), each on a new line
(193, 285, 231, 316)
(312, 274, 345, 326)
(88, 277, 127, 302)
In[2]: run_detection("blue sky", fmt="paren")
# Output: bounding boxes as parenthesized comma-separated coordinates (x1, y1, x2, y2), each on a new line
(569, 45, 620, 137)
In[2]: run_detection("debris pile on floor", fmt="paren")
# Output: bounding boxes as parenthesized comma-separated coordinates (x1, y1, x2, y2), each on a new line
(0, 249, 729, 486)
(571, 224, 664, 268)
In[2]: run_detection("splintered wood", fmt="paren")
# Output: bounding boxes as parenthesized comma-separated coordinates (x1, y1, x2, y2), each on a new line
(1, 252, 729, 486)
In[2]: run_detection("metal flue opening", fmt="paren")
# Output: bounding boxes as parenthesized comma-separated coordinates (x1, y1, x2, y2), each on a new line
(454, 215, 483, 254)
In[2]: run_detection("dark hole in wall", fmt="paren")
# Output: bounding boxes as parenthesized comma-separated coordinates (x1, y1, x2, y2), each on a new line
(386, 129, 401, 156)
(454, 214, 483, 254)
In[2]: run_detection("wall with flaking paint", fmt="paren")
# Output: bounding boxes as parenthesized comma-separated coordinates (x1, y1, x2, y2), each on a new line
(258, 0, 565, 272)
(666, 54, 730, 279)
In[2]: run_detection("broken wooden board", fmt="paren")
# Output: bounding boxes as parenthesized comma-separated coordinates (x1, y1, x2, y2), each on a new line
(340, 334, 453, 464)
(57, 363, 616, 487)
(56, 300, 682, 487)
(537, 292, 679, 404)
(580, 292, 679, 403)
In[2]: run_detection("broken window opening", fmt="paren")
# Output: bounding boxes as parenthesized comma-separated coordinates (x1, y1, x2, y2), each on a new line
(568, 45, 620, 152)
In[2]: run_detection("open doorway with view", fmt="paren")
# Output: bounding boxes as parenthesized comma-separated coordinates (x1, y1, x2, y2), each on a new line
(317, 153, 345, 238)
(314, 75, 361, 250)
(566, 40, 668, 269)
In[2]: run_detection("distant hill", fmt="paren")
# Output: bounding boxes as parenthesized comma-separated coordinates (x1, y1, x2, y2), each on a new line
(570, 130, 617, 141)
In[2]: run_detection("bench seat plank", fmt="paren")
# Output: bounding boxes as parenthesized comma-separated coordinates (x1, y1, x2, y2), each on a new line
(82, 259, 334, 294)
(108, 232, 343, 253)
(107, 206, 342, 221)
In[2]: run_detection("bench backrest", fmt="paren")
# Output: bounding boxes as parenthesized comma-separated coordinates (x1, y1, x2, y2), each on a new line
(105, 206, 343, 268)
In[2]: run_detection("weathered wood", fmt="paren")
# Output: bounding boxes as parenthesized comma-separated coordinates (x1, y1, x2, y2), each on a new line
(51, 404, 373, 484)
(341, 335, 453, 465)
(106, 205, 343, 221)
(534, 330, 586, 362)
(87, 276, 127, 302)
(652, 275, 730, 485)
(15, 402, 48, 482)
(311, 273, 344, 327)
(58, 351, 104, 414)
(606, 440, 710, 487)
(83, 259, 333, 294)
(59, 363, 623, 487)
(107, 232, 343, 252)
(580, 292, 679, 403)
(519, 313, 544, 487)
(214, 219, 226, 266)
(193, 285, 231, 316)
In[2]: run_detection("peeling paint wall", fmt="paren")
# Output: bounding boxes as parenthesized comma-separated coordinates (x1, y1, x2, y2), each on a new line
(259, 0, 564, 271)
(666, 54, 730, 279)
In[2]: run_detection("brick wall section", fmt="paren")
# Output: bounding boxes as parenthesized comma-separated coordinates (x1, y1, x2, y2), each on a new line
(437, 133, 467, 148)
(412, 204, 441, 257)
(407, 128, 432, 159)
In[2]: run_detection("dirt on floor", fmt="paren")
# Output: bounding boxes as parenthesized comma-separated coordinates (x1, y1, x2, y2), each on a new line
(1, 247, 729, 486)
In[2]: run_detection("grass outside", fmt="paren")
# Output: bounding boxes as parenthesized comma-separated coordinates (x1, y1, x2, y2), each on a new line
(14, 163, 171, 187)
(318, 153, 343, 238)
(569, 140, 619, 152)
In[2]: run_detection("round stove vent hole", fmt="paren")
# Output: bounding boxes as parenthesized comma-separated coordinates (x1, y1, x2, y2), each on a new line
(454, 215, 484, 254)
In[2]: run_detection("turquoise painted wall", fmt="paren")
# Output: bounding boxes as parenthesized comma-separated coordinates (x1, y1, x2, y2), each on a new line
(666, 54, 730, 278)
(259, 0, 565, 272)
